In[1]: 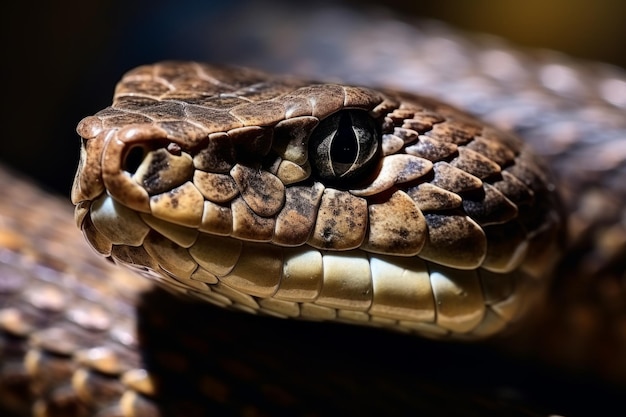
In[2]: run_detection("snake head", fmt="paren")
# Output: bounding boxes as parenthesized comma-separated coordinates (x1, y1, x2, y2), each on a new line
(72, 61, 564, 339)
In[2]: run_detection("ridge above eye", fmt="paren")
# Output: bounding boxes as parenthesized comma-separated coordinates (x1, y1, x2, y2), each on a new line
(309, 110, 380, 186)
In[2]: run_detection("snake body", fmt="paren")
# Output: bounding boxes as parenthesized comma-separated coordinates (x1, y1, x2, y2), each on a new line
(1, 8, 626, 417)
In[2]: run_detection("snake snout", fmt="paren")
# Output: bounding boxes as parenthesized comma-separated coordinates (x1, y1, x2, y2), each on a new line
(96, 125, 175, 214)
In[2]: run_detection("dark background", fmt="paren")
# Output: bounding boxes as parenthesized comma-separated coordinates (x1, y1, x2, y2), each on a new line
(2, 0, 625, 196)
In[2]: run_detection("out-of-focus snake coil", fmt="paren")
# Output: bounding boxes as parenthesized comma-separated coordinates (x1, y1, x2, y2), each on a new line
(1, 12, 625, 417)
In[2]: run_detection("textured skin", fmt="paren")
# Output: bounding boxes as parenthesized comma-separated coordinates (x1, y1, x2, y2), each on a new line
(1, 8, 626, 417)
(72, 62, 563, 339)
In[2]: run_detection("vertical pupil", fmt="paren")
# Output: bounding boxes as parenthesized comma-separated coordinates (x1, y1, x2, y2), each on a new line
(330, 112, 358, 164)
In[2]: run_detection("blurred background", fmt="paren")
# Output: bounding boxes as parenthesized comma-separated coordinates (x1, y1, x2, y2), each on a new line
(2, 0, 625, 195)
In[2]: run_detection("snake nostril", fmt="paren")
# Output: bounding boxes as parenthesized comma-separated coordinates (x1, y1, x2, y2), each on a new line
(123, 146, 147, 175)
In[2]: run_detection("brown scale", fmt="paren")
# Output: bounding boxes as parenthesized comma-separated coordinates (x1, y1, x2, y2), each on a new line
(405, 135, 459, 161)
(193, 133, 236, 173)
(113, 96, 159, 110)
(273, 184, 325, 246)
(193, 171, 239, 204)
(308, 189, 367, 250)
(465, 134, 517, 166)
(425, 118, 483, 145)
(419, 213, 487, 268)
(187, 108, 244, 134)
(461, 184, 518, 227)
(271, 117, 319, 164)
(230, 164, 284, 217)
(406, 183, 462, 212)
(230, 197, 275, 242)
(430, 162, 483, 194)
(134, 149, 193, 196)
(227, 127, 274, 157)
(401, 111, 445, 132)
(361, 190, 427, 256)
(351, 154, 433, 197)
(198, 201, 233, 236)
(157, 120, 210, 144)
(450, 147, 502, 180)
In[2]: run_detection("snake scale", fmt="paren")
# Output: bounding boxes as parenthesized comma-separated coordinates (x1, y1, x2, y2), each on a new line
(2, 4, 626, 417)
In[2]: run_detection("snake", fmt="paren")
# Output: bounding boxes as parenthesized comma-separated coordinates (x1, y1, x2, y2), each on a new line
(1, 6, 626, 417)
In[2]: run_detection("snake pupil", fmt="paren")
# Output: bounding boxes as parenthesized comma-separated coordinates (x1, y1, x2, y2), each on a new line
(330, 112, 359, 165)
(309, 110, 380, 186)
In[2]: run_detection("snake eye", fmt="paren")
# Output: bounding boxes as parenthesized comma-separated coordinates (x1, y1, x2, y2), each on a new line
(309, 110, 380, 185)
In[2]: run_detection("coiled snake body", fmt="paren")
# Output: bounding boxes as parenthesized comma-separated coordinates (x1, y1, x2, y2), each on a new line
(1, 9, 626, 417)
